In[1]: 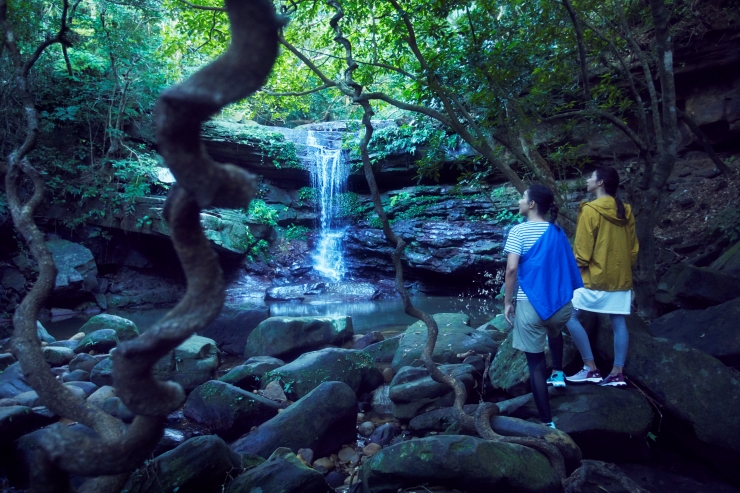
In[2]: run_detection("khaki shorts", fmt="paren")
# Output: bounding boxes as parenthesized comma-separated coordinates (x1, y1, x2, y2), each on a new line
(512, 300, 572, 353)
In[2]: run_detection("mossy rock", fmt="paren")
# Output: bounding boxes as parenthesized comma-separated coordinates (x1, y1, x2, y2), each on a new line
(362, 334, 402, 364)
(73, 329, 119, 355)
(262, 348, 382, 399)
(245, 316, 353, 361)
(225, 447, 329, 493)
(358, 434, 561, 493)
(80, 314, 139, 341)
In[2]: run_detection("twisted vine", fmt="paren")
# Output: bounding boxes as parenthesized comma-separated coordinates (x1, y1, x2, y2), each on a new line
(2, 0, 283, 490)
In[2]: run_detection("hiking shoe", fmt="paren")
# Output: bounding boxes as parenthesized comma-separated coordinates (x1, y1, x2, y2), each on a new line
(546, 371, 566, 388)
(545, 421, 557, 429)
(566, 366, 603, 383)
(599, 373, 627, 387)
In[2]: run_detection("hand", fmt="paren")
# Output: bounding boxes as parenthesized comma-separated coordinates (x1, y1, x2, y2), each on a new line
(504, 303, 515, 326)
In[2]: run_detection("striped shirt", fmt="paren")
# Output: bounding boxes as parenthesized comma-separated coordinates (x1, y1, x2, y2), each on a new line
(504, 221, 551, 301)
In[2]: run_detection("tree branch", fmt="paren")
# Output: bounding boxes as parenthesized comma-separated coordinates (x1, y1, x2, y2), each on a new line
(177, 0, 226, 12)
(262, 84, 335, 97)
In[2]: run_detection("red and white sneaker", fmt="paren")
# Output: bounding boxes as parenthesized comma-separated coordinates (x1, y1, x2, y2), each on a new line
(565, 366, 603, 383)
(599, 373, 627, 387)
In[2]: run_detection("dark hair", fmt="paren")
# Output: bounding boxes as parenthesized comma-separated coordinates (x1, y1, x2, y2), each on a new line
(526, 184, 559, 225)
(594, 167, 626, 219)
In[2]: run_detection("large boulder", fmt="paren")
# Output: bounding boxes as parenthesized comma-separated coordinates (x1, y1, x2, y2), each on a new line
(183, 380, 281, 440)
(592, 316, 740, 480)
(0, 406, 57, 445)
(200, 304, 270, 355)
(122, 435, 242, 493)
(262, 348, 382, 400)
(504, 385, 654, 462)
(230, 381, 357, 459)
(0, 362, 33, 399)
(655, 263, 740, 309)
(225, 447, 330, 493)
(153, 335, 220, 392)
(488, 331, 580, 396)
(362, 335, 402, 364)
(46, 238, 98, 296)
(79, 314, 139, 341)
(42, 346, 75, 367)
(651, 297, 740, 367)
(391, 313, 499, 372)
(388, 364, 477, 421)
(358, 434, 561, 493)
(73, 329, 120, 355)
(244, 316, 353, 361)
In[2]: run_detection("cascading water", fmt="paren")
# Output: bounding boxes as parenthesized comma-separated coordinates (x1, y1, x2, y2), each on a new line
(306, 130, 348, 281)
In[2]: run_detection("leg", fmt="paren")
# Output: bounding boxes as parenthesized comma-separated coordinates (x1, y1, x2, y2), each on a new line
(565, 308, 596, 370)
(548, 333, 564, 372)
(525, 351, 552, 424)
(608, 314, 629, 374)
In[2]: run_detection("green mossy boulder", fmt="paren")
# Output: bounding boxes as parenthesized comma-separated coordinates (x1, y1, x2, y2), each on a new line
(488, 331, 580, 396)
(358, 434, 561, 493)
(73, 329, 120, 355)
(245, 316, 353, 361)
(225, 447, 329, 493)
(42, 346, 75, 367)
(153, 335, 220, 392)
(262, 348, 382, 399)
(183, 380, 281, 440)
(219, 358, 284, 390)
(122, 435, 242, 493)
(391, 313, 499, 372)
(362, 335, 402, 364)
(230, 381, 357, 459)
(80, 314, 140, 341)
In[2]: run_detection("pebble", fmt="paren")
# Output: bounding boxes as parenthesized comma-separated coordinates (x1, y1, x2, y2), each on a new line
(382, 367, 394, 383)
(358, 421, 375, 437)
(297, 447, 314, 465)
(69, 332, 86, 341)
(356, 412, 365, 422)
(262, 381, 287, 402)
(362, 443, 382, 457)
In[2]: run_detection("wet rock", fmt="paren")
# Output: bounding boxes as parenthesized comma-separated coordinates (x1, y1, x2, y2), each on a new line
(245, 316, 353, 361)
(388, 363, 477, 420)
(391, 313, 498, 372)
(651, 297, 740, 367)
(593, 317, 740, 481)
(183, 380, 280, 440)
(0, 362, 33, 399)
(101, 396, 135, 422)
(230, 381, 357, 459)
(42, 346, 75, 367)
(12, 391, 41, 408)
(265, 283, 322, 301)
(352, 331, 384, 350)
(36, 321, 55, 344)
(153, 335, 220, 392)
(358, 421, 375, 437)
(362, 335, 402, 364)
(46, 238, 98, 297)
(200, 304, 270, 355)
(69, 353, 99, 373)
(368, 423, 402, 447)
(87, 385, 116, 407)
(79, 314, 139, 341)
(123, 435, 242, 493)
(0, 406, 57, 445)
(656, 264, 740, 309)
(64, 381, 97, 397)
(46, 340, 79, 350)
(263, 348, 382, 400)
(225, 447, 330, 493)
(62, 369, 90, 383)
(0, 352, 17, 371)
(358, 434, 560, 493)
(150, 428, 186, 458)
(504, 385, 654, 462)
(488, 331, 579, 396)
(219, 357, 284, 390)
(73, 329, 119, 355)
(89, 358, 114, 387)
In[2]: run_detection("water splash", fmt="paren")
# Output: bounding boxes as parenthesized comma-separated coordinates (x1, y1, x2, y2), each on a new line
(307, 130, 348, 281)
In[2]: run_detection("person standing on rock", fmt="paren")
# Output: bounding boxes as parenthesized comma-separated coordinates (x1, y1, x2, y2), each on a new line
(503, 184, 583, 429)
(564, 167, 639, 387)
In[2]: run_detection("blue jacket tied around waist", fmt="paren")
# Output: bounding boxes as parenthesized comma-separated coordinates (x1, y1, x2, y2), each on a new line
(518, 224, 584, 320)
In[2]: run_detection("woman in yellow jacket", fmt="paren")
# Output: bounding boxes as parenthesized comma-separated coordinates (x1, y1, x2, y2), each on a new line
(562, 167, 639, 387)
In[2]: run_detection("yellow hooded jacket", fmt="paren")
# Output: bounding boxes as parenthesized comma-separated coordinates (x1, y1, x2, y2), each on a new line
(573, 196, 639, 291)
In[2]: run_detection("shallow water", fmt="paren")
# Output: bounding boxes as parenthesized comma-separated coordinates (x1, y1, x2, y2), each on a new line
(42, 296, 501, 340)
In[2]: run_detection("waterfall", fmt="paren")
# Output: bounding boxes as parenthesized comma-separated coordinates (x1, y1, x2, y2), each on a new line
(307, 130, 348, 281)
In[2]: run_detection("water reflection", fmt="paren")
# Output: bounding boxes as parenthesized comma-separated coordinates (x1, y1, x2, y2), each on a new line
(42, 296, 501, 340)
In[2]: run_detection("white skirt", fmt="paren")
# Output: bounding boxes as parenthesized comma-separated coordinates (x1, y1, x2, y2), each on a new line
(572, 288, 632, 315)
